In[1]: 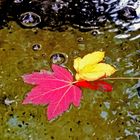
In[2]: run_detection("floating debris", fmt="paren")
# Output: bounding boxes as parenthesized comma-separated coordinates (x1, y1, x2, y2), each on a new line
(4, 98, 15, 106)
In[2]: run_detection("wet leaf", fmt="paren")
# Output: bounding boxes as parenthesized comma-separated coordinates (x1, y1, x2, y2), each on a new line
(74, 51, 116, 81)
(22, 64, 82, 120)
(75, 80, 113, 92)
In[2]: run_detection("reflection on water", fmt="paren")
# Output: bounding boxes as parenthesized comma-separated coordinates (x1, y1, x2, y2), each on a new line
(107, 0, 140, 40)
(0, 0, 140, 38)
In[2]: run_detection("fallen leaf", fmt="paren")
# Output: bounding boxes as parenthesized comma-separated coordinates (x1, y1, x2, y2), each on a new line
(74, 51, 116, 81)
(22, 64, 82, 120)
(75, 80, 113, 92)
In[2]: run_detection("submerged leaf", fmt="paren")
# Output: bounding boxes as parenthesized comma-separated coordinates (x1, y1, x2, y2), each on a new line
(23, 64, 82, 120)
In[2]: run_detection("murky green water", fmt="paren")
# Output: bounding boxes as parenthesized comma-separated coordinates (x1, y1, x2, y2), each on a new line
(0, 22, 140, 140)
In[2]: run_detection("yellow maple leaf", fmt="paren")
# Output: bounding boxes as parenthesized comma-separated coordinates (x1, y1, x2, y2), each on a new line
(74, 51, 116, 81)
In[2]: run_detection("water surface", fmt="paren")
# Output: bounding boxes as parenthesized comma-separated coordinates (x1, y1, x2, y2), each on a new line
(0, 21, 140, 140)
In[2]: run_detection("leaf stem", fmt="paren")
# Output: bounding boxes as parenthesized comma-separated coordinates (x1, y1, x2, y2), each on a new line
(104, 77, 140, 80)
(72, 77, 140, 84)
(72, 81, 79, 84)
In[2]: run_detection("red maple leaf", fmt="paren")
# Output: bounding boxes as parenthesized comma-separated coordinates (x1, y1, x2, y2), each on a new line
(22, 64, 82, 120)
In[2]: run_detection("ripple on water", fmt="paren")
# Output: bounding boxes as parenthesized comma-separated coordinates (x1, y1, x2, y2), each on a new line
(50, 53, 68, 65)
(19, 12, 41, 28)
